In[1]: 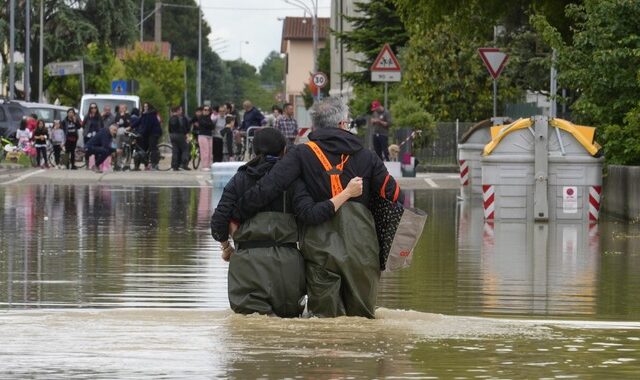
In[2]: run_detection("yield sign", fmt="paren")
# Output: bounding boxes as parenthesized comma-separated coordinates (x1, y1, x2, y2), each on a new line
(478, 48, 509, 79)
(371, 43, 401, 72)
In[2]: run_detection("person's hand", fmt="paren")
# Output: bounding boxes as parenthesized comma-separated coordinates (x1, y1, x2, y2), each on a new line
(221, 241, 235, 262)
(345, 177, 363, 198)
(229, 221, 239, 237)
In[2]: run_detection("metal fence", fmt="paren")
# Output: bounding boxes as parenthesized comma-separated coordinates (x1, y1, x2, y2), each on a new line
(413, 121, 475, 167)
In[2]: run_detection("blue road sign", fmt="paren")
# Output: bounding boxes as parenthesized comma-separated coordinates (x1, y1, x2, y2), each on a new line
(112, 80, 127, 95)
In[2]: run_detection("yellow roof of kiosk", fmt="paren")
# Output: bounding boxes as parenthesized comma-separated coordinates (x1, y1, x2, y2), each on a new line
(483, 118, 602, 156)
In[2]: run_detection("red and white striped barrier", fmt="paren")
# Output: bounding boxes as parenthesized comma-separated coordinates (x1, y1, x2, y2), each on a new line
(459, 159, 469, 186)
(588, 185, 601, 222)
(482, 185, 495, 220)
(295, 128, 311, 144)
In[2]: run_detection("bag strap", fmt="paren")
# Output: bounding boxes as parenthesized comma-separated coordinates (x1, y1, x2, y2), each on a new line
(306, 141, 350, 197)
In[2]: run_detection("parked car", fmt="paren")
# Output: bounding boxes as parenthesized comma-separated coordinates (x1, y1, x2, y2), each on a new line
(15, 101, 74, 129)
(79, 94, 140, 121)
(0, 98, 28, 139)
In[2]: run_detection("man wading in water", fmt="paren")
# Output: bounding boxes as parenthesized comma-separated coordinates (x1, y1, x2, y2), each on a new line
(211, 128, 363, 317)
(232, 97, 402, 319)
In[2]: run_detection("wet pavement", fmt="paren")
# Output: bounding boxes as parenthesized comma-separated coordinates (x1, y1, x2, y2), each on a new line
(1, 185, 639, 378)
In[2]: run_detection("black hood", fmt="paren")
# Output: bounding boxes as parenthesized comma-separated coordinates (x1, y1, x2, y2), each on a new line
(307, 128, 363, 155)
(239, 158, 276, 179)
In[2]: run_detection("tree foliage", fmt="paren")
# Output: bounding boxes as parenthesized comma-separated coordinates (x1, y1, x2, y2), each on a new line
(533, 0, 640, 164)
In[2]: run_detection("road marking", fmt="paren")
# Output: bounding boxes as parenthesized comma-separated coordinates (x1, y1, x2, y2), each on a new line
(424, 178, 439, 188)
(0, 169, 46, 185)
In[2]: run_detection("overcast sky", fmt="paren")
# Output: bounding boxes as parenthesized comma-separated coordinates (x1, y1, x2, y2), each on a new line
(200, 0, 332, 70)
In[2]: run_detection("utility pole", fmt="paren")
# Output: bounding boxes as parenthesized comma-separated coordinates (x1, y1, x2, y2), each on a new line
(9, 0, 16, 99)
(197, 0, 202, 106)
(154, 0, 162, 44)
(140, 0, 144, 42)
(25, 0, 31, 101)
(38, 0, 44, 102)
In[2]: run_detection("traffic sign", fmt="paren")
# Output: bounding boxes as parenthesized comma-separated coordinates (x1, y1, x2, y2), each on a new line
(46, 60, 84, 76)
(312, 72, 328, 88)
(112, 80, 127, 95)
(371, 44, 401, 82)
(478, 48, 509, 79)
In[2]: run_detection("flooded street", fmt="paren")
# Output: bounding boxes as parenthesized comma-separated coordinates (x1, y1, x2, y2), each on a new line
(1, 185, 639, 378)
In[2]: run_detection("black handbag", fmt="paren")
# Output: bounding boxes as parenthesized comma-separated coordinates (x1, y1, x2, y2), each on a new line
(370, 194, 428, 272)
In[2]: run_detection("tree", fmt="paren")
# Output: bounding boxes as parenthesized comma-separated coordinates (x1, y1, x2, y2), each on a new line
(533, 0, 640, 164)
(83, 0, 137, 48)
(335, 0, 408, 84)
(259, 51, 284, 88)
(123, 47, 185, 108)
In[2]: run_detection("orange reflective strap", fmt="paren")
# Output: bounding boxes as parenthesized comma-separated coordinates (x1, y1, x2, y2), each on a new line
(380, 174, 390, 199)
(305, 141, 332, 171)
(306, 142, 349, 197)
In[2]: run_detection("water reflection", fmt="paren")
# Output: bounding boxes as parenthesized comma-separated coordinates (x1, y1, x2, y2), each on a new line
(0, 185, 226, 308)
(1, 185, 640, 378)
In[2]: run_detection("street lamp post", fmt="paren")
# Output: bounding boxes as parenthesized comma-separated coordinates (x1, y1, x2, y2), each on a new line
(38, 0, 44, 102)
(284, 0, 319, 73)
(25, 0, 31, 100)
(9, 0, 16, 99)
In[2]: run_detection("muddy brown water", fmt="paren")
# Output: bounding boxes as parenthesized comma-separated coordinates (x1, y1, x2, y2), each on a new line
(0, 185, 639, 378)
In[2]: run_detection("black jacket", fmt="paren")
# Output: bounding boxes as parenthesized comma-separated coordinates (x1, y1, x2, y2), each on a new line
(198, 115, 214, 136)
(169, 115, 189, 135)
(211, 157, 335, 242)
(62, 116, 81, 138)
(234, 127, 401, 222)
(83, 114, 104, 138)
(85, 127, 113, 151)
(241, 107, 265, 131)
(133, 111, 162, 137)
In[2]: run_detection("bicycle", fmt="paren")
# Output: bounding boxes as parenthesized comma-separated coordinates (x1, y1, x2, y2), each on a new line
(188, 134, 200, 169)
(0, 136, 15, 162)
(233, 126, 263, 161)
(118, 132, 173, 171)
(45, 143, 86, 169)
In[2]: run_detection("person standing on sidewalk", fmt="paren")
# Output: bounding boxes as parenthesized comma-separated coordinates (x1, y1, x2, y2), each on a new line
(50, 120, 65, 169)
(135, 103, 163, 170)
(370, 100, 392, 161)
(275, 102, 298, 147)
(62, 108, 81, 170)
(33, 120, 49, 168)
(198, 106, 215, 171)
(211, 104, 226, 163)
(102, 105, 116, 130)
(169, 106, 190, 171)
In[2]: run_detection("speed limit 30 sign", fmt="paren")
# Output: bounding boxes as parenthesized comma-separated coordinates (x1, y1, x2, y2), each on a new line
(312, 72, 328, 88)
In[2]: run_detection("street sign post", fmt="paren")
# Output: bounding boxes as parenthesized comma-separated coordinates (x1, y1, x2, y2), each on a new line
(46, 60, 85, 94)
(312, 72, 328, 101)
(370, 44, 402, 109)
(478, 48, 509, 118)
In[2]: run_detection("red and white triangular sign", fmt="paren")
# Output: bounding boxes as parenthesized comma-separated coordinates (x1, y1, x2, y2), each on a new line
(371, 44, 401, 72)
(478, 48, 509, 79)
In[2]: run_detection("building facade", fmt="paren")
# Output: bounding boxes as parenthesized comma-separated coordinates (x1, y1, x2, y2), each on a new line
(329, 0, 368, 101)
(281, 16, 329, 127)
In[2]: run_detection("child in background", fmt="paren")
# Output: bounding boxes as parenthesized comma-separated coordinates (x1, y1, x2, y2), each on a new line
(50, 120, 66, 169)
(33, 120, 49, 168)
(16, 120, 32, 149)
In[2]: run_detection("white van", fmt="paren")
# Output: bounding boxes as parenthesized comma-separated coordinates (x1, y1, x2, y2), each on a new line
(79, 94, 140, 121)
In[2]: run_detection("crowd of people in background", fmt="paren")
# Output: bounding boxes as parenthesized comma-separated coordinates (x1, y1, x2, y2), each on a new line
(11, 98, 300, 174)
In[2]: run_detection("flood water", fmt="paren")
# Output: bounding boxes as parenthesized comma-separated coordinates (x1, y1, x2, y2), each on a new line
(1, 185, 639, 378)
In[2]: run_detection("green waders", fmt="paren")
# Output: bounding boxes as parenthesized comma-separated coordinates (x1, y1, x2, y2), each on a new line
(229, 212, 305, 318)
(300, 202, 381, 319)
